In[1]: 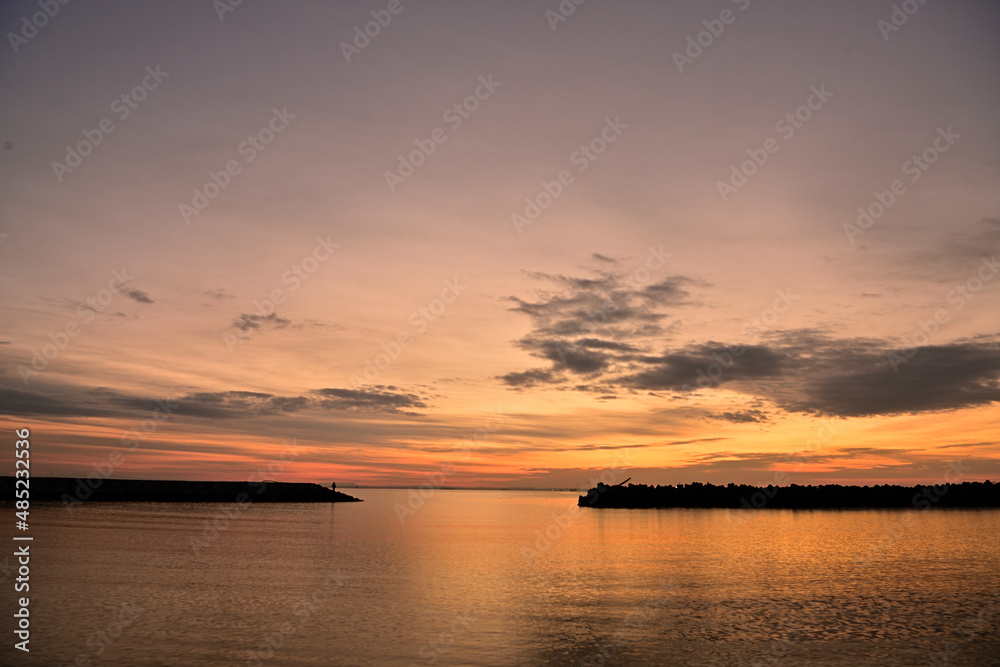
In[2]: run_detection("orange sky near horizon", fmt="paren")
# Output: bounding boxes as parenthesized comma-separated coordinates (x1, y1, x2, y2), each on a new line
(1, 0, 998, 488)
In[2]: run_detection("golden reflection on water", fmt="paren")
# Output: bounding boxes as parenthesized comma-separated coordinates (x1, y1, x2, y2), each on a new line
(6, 491, 999, 666)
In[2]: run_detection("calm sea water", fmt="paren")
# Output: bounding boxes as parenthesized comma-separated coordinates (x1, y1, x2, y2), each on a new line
(2, 490, 998, 666)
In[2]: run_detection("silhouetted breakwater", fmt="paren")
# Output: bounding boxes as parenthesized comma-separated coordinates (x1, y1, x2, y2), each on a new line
(1, 477, 362, 503)
(578, 481, 1000, 509)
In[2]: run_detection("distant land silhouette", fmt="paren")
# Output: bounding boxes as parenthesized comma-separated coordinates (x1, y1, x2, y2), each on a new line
(1, 477, 362, 504)
(578, 480, 1000, 509)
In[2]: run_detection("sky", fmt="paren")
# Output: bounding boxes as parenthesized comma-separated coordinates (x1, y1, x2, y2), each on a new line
(1, 0, 998, 489)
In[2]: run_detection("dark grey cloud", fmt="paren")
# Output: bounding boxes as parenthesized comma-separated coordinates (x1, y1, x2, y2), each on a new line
(935, 441, 997, 450)
(500, 368, 564, 388)
(175, 391, 306, 419)
(232, 312, 291, 332)
(640, 277, 705, 306)
(0, 382, 428, 420)
(516, 337, 611, 375)
(0, 386, 115, 418)
(500, 266, 706, 388)
(204, 288, 236, 300)
(649, 337, 1000, 418)
(507, 269, 692, 340)
(890, 218, 999, 283)
(623, 343, 787, 390)
(592, 253, 617, 264)
(124, 289, 153, 304)
(711, 409, 769, 424)
(502, 271, 1000, 418)
(790, 341, 1000, 418)
(312, 386, 427, 416)
(576, 338, 638, 351)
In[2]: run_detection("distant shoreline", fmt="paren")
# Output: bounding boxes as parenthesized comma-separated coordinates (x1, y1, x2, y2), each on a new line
(0, 476, 362, 504)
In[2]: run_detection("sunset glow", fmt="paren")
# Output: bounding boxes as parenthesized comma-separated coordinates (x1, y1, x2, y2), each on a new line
(2, 0, 998, 490)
